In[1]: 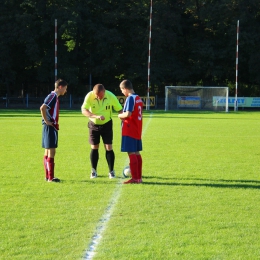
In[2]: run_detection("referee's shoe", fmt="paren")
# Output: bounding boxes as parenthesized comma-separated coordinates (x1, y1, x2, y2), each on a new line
(90, 168, 98, 178)
(109, 170, 115, 179)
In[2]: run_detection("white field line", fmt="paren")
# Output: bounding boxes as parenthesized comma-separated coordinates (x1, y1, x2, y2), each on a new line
(83, 113, 153, 260)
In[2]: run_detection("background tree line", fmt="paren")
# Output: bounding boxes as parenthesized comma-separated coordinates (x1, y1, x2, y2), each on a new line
(0, 0, 260, 99)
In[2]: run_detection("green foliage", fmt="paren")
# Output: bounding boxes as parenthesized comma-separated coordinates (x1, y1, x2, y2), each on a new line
(0, 0, 260, 97)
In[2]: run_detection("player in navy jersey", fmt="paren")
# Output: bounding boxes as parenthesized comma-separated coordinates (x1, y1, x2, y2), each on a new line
(40, 79, 68, 182)
(118, 79, 143, 184)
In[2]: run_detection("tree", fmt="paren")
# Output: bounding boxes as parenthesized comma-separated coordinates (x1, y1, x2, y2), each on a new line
(1, 0, 260, 98)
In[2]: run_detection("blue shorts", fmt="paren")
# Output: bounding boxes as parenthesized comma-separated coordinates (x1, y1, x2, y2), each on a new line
(42, 125, 58, 149)
(121, 136, 142, 152)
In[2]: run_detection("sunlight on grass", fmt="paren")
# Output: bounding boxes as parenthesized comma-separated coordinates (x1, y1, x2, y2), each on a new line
(1, 110, 260, 259)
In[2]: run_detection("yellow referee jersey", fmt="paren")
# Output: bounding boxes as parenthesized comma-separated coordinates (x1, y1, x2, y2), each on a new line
(81, 90, 122, 125)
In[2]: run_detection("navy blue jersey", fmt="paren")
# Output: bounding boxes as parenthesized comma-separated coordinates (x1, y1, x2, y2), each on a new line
(42, 91, 60, 130)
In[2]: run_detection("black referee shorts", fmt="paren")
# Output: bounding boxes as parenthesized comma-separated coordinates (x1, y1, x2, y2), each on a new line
(88, 119, 113, 145)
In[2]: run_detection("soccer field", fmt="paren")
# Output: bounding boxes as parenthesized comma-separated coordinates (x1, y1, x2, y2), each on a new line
(1, 109, 260, 259)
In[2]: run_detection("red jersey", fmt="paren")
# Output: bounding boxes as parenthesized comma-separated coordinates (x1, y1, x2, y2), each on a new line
(122, 94, 143, 139)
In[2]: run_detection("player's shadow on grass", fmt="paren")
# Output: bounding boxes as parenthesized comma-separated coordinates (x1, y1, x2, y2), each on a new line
(143, 176, 260, 189)
(72, 175, 126, 184)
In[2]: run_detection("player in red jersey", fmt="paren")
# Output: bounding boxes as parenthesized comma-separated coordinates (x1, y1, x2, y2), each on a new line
(40, 79, 68, 182)
(118, 79, 143, 184)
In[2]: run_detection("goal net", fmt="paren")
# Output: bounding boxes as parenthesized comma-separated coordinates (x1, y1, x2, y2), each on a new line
(165, 86, 229, 112)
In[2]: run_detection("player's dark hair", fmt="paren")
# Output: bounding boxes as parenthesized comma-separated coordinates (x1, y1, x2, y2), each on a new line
(55, 79, 68, 89)
(120, 79, 133, 90)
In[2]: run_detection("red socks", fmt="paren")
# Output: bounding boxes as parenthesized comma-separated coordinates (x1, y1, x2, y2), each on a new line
(128, 154, 143, 182)
(136, 154, 142, 180)
(46, 157, 55, 180)
(129, 154, 138, 180)
(43, 155, 48, 179)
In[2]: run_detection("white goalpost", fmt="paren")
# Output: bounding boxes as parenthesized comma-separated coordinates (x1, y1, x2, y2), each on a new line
(165, 86, 229, 112)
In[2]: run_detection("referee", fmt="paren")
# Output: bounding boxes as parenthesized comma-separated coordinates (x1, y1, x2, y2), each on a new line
(81, 84, 122, 179)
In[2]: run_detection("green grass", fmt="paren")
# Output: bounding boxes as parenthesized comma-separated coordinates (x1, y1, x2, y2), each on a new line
(1, 109, 260, 259)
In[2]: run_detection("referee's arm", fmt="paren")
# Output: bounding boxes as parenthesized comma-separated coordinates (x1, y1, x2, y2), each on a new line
(81, 108, 104, 120)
